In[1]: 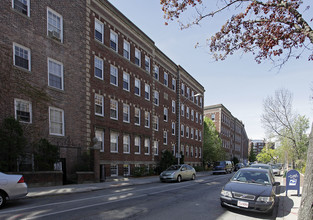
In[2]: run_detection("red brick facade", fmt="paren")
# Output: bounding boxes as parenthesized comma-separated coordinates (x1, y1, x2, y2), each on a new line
(0, 0, 204, 180)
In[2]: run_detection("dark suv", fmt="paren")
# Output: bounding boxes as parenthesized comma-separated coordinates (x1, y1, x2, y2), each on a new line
(213, 161, 234, 174)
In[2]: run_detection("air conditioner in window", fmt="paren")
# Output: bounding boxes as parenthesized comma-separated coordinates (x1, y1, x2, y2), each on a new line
(48, 30, 61, 40)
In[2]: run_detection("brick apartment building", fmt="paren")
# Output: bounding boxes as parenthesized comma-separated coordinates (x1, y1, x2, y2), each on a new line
(203, 104, 249, 163)
(0, 0, 204, 181)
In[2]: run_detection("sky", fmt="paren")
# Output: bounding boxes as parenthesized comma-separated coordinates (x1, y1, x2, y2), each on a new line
(108, 0, 313, 140)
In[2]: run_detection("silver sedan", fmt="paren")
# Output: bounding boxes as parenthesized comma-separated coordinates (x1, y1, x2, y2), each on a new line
(159, 164, 196, 183)
(0, 172, 28, 208)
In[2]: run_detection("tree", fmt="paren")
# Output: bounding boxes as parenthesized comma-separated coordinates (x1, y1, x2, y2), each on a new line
(0, 117, 26, 172)
(157, 150, 176, 174)
(203, 117, 225, 164)
(248, 143, 257, 162)
(33, 139, 59, 171)
(261, 88, 309, 169)
(161, 0, 313, 67)
(256, 145, 277, 164)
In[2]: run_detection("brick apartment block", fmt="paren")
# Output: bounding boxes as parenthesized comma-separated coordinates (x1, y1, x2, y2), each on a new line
(0, 0, 204, 181)
(204, 104, 249, 163)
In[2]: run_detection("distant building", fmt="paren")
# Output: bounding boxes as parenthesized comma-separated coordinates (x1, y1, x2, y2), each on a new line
(249, 139, 267, 156)
(204, 104, 249, 162)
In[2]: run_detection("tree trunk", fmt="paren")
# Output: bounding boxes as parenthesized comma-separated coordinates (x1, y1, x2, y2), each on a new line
(298, 123, 313, 220)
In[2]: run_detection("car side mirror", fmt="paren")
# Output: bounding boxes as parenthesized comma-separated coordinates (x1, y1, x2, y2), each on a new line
(273, 182, 280, 186)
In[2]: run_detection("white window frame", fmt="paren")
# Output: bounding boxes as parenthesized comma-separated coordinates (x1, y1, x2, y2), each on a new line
(181, 124, 184, 137)
(110, 65, 118, 86)
(164, 107, 168, 122)
(110, 99, 118, 120)
(172, 100, 176, 113)
(123, 104, 130, 123)
(186, 107, 190, 119)
(123, 40, 130, 60)
(95, 129, 104, 152)
(196, 112, 199, 123)
(153, 116, 159, 131)
(110, 30, 118, 52)
(123, 72, 130, 91)
(134, 136, 141, 154)
(186, 126, 189, 138)
(154, 65, 159, 80)
(164, 72, 168, 86)
(95, 93, 104, 116)
(153, 140, 159, 155)
(145, 111, 150, 128)
(48, 58, 64, 90)
(172, 78, 176, 91)
(110, 131, 118, 153)
(13, 43, 31, 71)
(12, 0, 30, 17)
(14, 98, 32, 123)
(153, 90, 159, 106)
(123, 134, 130, 154)
(191, 109, 194, 121)
(172, 122, 175, 135)
(144, 138, 150, 155)
(49, 107, 64, 136)
(181, 104, 184, 116)
(145, 84, 150, 101)
(134, 107, 140, 126)
(163, 131, 168, 145)
(181, 83, 185, 96)
(94, 19, 104, 43)
(145, 55, 150, 72)
(135, 48, 141, 67)
(191, 128, 194, 139)
(110, 164, 118, 176)
(135, 78, 141, 96)
(47, 7, 63, 42)
(94, 56, 103, 80)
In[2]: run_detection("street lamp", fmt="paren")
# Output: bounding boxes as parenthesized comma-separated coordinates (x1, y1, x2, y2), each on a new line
(177, 93, 202, 165)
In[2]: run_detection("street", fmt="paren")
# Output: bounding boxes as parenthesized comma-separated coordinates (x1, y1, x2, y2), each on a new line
(0, 173, 279, 220)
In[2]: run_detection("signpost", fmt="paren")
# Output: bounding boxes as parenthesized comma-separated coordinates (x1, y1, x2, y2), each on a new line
(286, 169, 300, 196)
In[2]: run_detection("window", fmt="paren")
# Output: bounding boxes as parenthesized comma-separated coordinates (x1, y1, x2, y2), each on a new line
(211, 113, 215, 121)
(123, 72, 130, 91)
(94, 56, 103, 79)
(191, 146, 194, 158)
(172, 122, 175, 135)
(200, 97, 203, 107)
(153, 91, 159, 106)
(164, 108, 168, 122)
(95, 94, 104, 116)
(123, 134, 130, 153)
(47, 8, 63, 42)
(186, 107, 190, 119)
(191, 109, 194, 121)
(172, 78, 176, 91)
(123, 164, 130, 176)
(181, 104, 184, 116)
(135, 78, 141, 96)
(110, 65, 118, 86)
(13, 43, 31, 71)
(134, 107, 140, 126)
(145, 111, 150, 128)
(15, 99, 31, 123)
(199, 131, 202, 141)
(144, 138, 150, 155)
(123, 104, 130, 123)
(172, 144, 176, 156)
(95, 129, 104, 152)
(186, 126, 189, 138)
(191, 128, 194, 139)
(123, 40, 130, 60)
(200, 114, 203, 125)
(187, 87, 190, 98)
(49, 107, 64, 136)
(145, 84, 150, 100)
(154, 65, 159, 80)
(163, 131, 167, 145)
(181, 144, 184, 155)
(110, 30, 118, 52)
(145, 56, 150, 72)
(48, 58, 63, 90)
(135, 48, 141, 66)
(196, 112, 199, 123)
(199, 148, 202, 158)
(110, 131, 118, 153)
(186, 145, 189, 157)
(164, 72, 168, 86)
(134, 136, 141, 154)
(191, 91, 195, 101)
(172, 100, 176, 113)
(95, 19, 103, 43)
(153, 116, 159, 131)
(12, 0, 30, 16)
(110, 164, 118, 176)
(195, 96, 199, 105)
(153, 141, 159, 155)
(195, 129, 198, 140)
(181, 124, 184, 137)
(195, 147, 198, 158)
(110, 99, 118, 120)
(181, 83, 185, 96)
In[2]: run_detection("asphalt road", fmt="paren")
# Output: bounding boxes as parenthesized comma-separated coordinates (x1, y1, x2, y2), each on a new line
(0, 173, 279, 220)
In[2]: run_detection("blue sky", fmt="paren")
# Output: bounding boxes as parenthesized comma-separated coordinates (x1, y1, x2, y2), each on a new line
(109, 0, 313, 139)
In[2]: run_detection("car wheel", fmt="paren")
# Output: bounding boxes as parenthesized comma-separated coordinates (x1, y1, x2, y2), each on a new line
(0, 191, 7, 208)
(177, 175, 182, 183)
(191, 174, 196, 180)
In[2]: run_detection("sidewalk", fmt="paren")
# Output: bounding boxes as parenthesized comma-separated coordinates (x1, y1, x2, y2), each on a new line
(276, 173, 304, 220)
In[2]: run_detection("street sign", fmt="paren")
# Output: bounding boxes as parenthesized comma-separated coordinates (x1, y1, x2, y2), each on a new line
(286, 169, 300, 196)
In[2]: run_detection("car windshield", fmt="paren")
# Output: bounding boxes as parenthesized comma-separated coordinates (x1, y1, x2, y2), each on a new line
(232, 170, 271, 185)
(166, 165, 181, 171)
(214, 161, 225, 166)
(251, 164, 270, 170)
(271, 164, 279, 169)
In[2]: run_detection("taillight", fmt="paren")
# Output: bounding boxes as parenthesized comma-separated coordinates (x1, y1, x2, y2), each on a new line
(17, 176, 25, 183)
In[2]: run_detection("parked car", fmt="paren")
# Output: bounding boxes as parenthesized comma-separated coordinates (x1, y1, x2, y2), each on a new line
(0, 172, 28, 208)
(235, 163, 245, 171)
(250, 163, 273, 175)
(270, 164, 282, 176)
(220, 167, 280, 214)
(213, 161, 234, 174)
(159, 164, 196, 183)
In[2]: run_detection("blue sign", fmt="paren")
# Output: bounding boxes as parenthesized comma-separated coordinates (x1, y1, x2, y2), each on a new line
(286, 170, 300, 196)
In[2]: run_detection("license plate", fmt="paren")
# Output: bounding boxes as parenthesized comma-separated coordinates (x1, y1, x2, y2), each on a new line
(237, 200, 249, 208)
